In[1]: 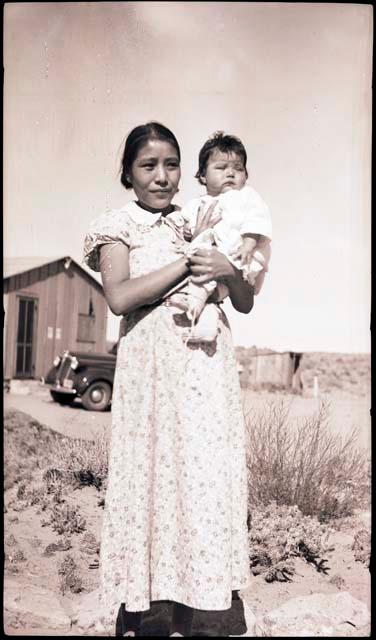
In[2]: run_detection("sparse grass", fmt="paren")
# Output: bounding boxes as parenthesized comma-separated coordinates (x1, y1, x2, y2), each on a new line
(4, 409, 109, 495)
(248, 502, 333, 582)
(245, 399, 370, 522)
(4, 410, 68, 490)
(47, 429, 109, 490)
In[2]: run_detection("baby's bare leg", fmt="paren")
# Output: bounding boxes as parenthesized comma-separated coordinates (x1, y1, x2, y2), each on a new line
(185, 281, 212, 321)
(182, 303, 220, 343)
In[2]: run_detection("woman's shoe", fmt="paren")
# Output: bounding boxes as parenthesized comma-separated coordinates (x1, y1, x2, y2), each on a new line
(115, 604, 142, 637)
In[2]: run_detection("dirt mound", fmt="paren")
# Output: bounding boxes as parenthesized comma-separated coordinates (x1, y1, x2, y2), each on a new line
(4, 409, 77, 491)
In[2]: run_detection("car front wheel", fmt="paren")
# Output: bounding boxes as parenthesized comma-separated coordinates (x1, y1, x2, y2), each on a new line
(81, 381, 112, 411)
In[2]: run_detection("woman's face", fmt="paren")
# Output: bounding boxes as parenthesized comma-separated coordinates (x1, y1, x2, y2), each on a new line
(129, 139, 181, 211)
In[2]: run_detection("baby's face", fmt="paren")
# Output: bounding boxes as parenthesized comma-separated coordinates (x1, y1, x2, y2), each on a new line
(202, 150, 247, 197)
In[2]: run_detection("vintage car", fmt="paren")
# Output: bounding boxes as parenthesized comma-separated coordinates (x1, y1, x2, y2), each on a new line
(45, 349, 117, 411)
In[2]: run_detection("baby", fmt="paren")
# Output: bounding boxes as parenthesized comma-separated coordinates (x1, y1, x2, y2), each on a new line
(167, 131, 272, 342)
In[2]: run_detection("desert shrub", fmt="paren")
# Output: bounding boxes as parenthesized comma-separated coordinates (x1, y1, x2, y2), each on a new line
(245, 399, 370, 521)
(6, 481, 48, 512)
(58, 554, 84, 594)
(41, 469, 66, 506)
(6, 534, 18, 547)
(43, 538, 72, 556)
(352, 528, 370, 566)
(5, 535, 27, 575)
(81, 532, 100, 556)
(249, 502, 332, 582)
(44, 502, 86, 535)
(48, 429, 109, 490)
(7, 473, 66, 514)
(329, 574, 347, 589)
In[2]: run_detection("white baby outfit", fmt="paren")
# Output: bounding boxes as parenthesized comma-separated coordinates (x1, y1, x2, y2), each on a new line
(173, 185, 272, 342)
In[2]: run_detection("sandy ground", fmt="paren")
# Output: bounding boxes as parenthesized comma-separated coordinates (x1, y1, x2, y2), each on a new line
(4, 385, 111, 440)
(3, 475, 371, 636)
(3, 385, 371, 636)
(4, 384, 371, 447)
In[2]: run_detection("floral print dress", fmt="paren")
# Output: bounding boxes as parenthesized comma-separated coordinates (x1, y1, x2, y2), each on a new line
(84, 201, 251, 629)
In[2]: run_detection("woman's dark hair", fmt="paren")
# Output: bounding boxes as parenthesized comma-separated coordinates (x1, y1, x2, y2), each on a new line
(120, 122, 181, 190)
(195, 131, 248, 185)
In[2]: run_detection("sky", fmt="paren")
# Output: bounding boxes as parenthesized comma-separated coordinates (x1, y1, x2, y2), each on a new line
(4, 2, 372, 352)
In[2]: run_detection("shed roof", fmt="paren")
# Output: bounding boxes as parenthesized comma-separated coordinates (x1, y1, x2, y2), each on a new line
(3, 256, 102, 289)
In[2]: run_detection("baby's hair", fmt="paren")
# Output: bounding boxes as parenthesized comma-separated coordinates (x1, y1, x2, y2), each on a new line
(120, 122, 181, 190)
(195, 131, 248, 185)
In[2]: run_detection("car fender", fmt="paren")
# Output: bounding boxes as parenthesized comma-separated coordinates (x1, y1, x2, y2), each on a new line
(74, 368, 114, 395)
(44, 366, 58, 385)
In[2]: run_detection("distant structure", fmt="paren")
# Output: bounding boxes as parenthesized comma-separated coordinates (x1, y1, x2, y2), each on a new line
(236, 348, 303, 391)
(3, 257, 108, 380)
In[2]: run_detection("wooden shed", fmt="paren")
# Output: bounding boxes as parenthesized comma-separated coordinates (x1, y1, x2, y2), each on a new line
(3, 257, 108, 380)
(236, 348, 303, 391)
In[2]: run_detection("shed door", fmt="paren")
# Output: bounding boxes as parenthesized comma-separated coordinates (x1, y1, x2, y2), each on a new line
(15, 297, 38, 378)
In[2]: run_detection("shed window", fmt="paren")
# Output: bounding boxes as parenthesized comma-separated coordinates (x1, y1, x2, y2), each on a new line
(77, 298, 96, 343)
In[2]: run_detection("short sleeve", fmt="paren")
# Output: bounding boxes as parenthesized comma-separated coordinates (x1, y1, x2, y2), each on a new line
(238, 187, 272, 240)
(83, 209, 132, 272)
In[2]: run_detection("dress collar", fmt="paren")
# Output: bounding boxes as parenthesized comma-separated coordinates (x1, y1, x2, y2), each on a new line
(123, 201, 184, 228)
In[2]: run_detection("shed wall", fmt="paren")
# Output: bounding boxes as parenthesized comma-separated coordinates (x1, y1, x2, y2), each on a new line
(4, 262, 108, 379)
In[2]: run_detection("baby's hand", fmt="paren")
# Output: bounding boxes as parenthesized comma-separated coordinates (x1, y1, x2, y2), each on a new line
(191, 200, 222, 241)
(231, 235, 258, 265)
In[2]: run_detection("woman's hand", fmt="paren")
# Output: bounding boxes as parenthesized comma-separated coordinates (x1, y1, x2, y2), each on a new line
(188, 247, 255, 314)
(191, 200, 222, 241)
(188, 247, 236, 284)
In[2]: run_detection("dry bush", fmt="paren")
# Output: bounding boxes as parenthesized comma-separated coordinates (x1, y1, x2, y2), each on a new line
(245, 399, 370, 522)
(57, 554, 84, 594)
(47, 429, 109, 490)
(43, 502, 87, 535)
(248, 502, 333, 582)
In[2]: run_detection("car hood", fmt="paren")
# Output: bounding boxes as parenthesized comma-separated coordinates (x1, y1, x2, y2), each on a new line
(70, 351, 117, 366)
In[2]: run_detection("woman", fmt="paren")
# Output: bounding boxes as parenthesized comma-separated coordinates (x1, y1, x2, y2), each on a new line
(84, 122, 254, 636)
